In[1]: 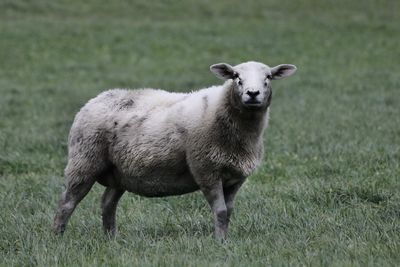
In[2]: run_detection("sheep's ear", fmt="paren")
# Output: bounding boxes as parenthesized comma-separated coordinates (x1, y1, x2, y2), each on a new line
(270, 64, 297, 80)
(210, 63, 236, 80)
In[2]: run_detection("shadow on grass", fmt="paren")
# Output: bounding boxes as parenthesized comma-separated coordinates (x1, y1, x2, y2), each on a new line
(313, 187, 391, 206)
(118, 220, 214, 241)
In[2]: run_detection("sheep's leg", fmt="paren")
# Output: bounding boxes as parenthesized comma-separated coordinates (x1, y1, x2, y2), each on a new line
(101, 187, 125, 236)
(224, 181, 244, 222)
(53, 179, 95, 234)
(201, 180, 228, 240)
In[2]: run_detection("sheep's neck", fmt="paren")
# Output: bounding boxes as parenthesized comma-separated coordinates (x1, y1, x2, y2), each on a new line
(226, 106, 266, 138)
(215, 84, 268, 141)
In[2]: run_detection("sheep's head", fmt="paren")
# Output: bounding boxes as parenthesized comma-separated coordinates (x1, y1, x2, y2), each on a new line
(210, 61, 297, 110)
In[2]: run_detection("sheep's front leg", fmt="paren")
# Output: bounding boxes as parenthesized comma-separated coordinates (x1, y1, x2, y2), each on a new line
(201, 180, 228, 240)
(224, 180, 244, 222)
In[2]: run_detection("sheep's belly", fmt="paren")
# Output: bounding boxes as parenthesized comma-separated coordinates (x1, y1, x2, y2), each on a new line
(118, 169, 199, 197)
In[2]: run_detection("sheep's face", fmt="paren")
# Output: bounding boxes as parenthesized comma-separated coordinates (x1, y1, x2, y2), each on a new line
(210, 61, 297, 111)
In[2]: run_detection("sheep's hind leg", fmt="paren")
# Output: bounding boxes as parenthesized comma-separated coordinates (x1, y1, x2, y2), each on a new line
(201, 180, 228, 240)
(53, 178, 95, 234)
(101, 187, 125, 236)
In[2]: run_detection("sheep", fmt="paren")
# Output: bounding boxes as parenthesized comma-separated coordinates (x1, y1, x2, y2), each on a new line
(53, 61, 297, 239)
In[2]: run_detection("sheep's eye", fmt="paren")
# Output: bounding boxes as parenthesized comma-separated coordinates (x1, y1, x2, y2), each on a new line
(238, 79, 243, 86)
(266, 74, 272, 80)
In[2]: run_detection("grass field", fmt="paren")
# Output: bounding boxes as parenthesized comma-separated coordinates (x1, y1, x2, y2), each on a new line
(1, 0, 399, 266)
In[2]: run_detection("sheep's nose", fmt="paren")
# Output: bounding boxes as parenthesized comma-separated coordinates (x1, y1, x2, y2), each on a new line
(246, 90, 260, 98)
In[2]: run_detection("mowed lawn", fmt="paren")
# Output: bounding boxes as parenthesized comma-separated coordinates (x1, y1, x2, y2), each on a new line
(0, 0, 399, 266)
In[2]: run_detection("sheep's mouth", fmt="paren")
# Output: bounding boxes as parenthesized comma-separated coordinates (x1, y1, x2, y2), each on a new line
(243, 100, 263, 109)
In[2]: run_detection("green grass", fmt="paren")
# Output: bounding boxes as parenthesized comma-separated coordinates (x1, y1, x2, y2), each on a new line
(1, 0, 399, 266)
